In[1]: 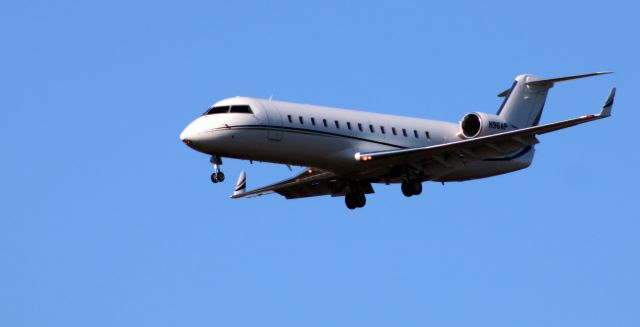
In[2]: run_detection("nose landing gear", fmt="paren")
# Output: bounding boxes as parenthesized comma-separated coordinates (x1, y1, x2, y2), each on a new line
(210, 155, 225, 183)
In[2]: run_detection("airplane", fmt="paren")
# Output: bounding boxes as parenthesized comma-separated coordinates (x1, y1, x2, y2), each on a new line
(180, 72, 615, 209)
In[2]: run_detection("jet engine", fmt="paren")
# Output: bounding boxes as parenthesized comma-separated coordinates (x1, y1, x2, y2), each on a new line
(459, 112, 513, 138)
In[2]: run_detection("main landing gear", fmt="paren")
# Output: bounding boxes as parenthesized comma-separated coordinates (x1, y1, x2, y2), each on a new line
(210, 155, 225, 183)
(345, 192, 366, 210)
(401, 179, 422, 197)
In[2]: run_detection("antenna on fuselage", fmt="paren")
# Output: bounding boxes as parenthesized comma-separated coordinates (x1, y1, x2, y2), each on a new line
(268, 94, 274, 100)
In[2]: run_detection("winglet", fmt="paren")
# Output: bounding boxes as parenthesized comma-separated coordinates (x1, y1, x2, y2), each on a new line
(600, 87, 616, 117)
(232, 171, 247, 197)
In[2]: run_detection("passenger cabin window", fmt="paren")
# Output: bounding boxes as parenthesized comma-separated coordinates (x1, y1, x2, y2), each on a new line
(358, 123, 363, 132)
(392, 127, 397, 135)
(299, 116, 304, 124)
(229, 105, 253, 114)
(425, 131, 431, 140)
(323, 119, 328, 127)
(311, 117, 316, 126)
(369, 124, 375, 133)
(414, 130, 419, 138)
(380, 126, 386, 134)
(335, 120, 340, 129)
(402, 128, 408, 137)
(204, 106, 230, 115)
(287, 115, 293, 123)
(347, 122, 352, 130)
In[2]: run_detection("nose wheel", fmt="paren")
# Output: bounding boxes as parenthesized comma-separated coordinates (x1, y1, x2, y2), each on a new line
(210, 155, 225, 183)
(211, 172, 225, 183)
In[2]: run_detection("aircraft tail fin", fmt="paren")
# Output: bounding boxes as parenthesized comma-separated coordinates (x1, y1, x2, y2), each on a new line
(497, 72, 612, 128)
(232, 171, 247, 197)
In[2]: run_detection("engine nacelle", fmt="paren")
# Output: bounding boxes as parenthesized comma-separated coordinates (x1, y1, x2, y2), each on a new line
(459, 112, 512, 138)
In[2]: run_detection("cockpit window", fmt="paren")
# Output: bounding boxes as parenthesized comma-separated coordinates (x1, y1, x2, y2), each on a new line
(203, 106, 230, 115)
(229, 105, 253, 114)
(203, 105, 253, 115)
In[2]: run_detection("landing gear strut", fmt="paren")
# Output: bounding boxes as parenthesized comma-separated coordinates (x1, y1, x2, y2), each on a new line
(345, 192, 366, 210)
(210, 155, 225, 183)
(401, 180, 422, 197)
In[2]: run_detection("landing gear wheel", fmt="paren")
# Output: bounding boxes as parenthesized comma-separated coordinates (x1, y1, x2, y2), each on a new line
(209, 155, 224, 184)
(345, 193, 366, 209)
(401, 180, 423, 196)
(355, 193, 366, 208)
(211, 172, 225, 183)
(412, 180, 422, 195)
(401, 181, 413, 197)
(345, 194, 357, 210)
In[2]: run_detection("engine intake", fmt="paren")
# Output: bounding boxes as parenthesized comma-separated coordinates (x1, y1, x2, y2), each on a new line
(460, 112, 512, 138)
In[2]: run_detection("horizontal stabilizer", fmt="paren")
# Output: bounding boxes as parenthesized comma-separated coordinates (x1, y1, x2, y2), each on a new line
(497, 88, 511, 97)
(526, 71, 612, 87)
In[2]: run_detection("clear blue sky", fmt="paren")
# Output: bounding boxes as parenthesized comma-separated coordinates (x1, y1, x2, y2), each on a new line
(1, 1, 639, 326)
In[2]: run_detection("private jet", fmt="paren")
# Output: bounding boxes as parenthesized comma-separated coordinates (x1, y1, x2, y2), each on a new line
(180, 72, 615, 209)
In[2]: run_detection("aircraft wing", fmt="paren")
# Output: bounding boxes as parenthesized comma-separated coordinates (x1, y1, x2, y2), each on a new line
(230, 168, 338, 199)
(355, 88, 615, 167)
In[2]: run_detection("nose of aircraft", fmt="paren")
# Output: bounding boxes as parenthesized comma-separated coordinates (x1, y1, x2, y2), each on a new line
(180, 122, 199, 146)
(180, 127, 193, 145)
(180, 129, 191, 145)
(180, 117, 217, 153)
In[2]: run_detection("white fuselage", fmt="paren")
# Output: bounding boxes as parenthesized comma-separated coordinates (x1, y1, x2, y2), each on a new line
(180, 97, 533, 182)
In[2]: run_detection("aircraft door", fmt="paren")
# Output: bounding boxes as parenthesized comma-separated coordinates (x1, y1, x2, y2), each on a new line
(261, 101, 283, 141)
